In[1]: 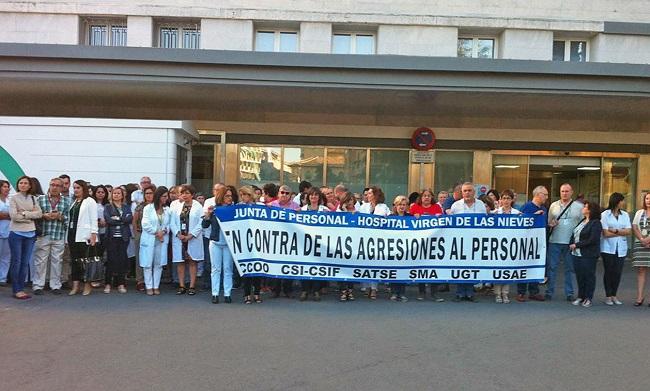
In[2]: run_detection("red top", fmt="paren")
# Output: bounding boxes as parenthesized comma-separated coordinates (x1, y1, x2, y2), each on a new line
(409, 203, 443, 216)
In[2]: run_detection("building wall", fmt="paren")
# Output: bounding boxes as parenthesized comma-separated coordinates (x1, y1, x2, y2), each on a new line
(0, 12, 78, 44)
(0, 117, 190, 188)
(590, 33, 650, 64)
(1, 2, 649, 63)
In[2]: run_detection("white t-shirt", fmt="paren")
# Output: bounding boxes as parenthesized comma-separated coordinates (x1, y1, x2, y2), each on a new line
(449, 199, 487, 215)
(300, 204, 329, 212)
(496, 207, 520, 215)
(600, 209, 631, 256)
(358, 203, 391, 216)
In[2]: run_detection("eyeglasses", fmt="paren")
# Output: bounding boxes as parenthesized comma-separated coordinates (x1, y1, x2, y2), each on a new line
(280, 191, 290, 195)
(224, 194, 233, 198)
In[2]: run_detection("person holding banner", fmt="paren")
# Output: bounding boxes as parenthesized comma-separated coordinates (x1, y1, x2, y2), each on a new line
(516, 186, 549, 302)
(359, 186, 391, 300)
(569, 201, 602, 308)
(139, 187, 171, 296)
(493, 189, 520, 303)
(171, 184, 204, 296)
(270, 185, 300, 298)
(390, 195, 410, 302)
(337, 191, 357, 301)
(298, 187, 329, 301)
(237, 186, 262, 304)
(409, 188, 444, 302)
(450, 182, 487, 302)
(203, 187, 234, 304)
(632, 192, 650, 307)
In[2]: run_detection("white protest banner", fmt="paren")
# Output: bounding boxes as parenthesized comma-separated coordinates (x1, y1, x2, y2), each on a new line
(215, 205, 546, 283)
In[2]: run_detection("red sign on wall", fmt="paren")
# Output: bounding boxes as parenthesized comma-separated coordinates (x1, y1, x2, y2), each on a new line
(411, 127, 436, 151)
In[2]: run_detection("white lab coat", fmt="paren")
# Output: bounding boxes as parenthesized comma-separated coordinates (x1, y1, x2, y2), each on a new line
(170, 199, 204, 262)
(139, 204, 171, 268)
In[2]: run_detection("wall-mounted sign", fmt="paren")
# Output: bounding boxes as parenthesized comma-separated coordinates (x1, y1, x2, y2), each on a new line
(411, 150, 435, 163)
(411, 127, 436, 151)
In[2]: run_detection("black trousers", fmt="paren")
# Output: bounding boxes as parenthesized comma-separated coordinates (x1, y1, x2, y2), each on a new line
(105, 237, 128, 286)
(69, 241, 89, 282)
(243, 277, 261, 296)
(574, 255, 597, 300)
(301, 280, 322, 294)
(602, 252, 625, 297)
(272, 278, 293, 295)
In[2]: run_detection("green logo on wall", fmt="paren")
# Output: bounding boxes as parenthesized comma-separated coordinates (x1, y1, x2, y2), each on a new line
(0, 146, 26, 186)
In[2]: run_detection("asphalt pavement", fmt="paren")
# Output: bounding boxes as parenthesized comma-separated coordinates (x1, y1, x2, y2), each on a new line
(1, 264, 649, 391)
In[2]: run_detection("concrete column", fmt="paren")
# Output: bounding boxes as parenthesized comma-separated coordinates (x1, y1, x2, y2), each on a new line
(299, 22, 332, 53)
(0, 13, 78, 44)
(201, 19, 253, 50)
(377, 25, 457, 57)
(127, 16, 153, 47)
(473, 151, 492, 188)
(637, 155, 650, 210)
(590, 33, 650, 64)
(498, 29, 553, 60)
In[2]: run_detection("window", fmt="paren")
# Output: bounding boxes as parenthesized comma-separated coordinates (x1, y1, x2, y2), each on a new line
(369, 150, 409, 204)
(434, 151, 474, 193)
(332, 33, 375, 54)
(326, 149, 366, 194)
(85, 19, 127, 46)
(255, 30, 298, 52)
(158, 23, 200, 49)
(553, 40, 588, 62)
(283, 147, 324, 192)
(239, 146, 282, 188)
(457, 38, 495, 58)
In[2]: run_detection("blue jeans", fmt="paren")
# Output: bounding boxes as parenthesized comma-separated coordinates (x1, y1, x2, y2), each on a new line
(545, 243, 575, 297)
(456, 283, 474, 298)
(202, 237, 211, 289)
(8, 232, 36, 294)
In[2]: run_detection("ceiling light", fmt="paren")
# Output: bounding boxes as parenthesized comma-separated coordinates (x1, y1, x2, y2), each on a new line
(577, 167, 601, 171)
(494, 165, 520, 169)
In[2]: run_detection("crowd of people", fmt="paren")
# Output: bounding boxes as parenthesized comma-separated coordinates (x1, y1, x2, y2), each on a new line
(1, 174, 649, 308)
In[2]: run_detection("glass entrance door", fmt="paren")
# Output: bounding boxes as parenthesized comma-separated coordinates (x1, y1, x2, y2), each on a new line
(528, 156, 601, 204)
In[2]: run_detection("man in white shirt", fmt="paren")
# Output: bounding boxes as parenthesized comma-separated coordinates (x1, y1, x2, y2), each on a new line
(202, 183, 225, 289)
(450, 183, 487, 215)
(130, 176, 152, 208)
(449, 182, 486, 301)
(545, 183, 583, 301)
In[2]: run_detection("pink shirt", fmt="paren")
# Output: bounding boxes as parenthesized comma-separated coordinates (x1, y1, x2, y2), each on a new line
(270, 200, 300, 211)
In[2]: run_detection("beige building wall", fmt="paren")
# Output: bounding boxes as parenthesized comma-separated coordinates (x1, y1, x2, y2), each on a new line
(299, 22, 331, 53)
(200, 19, 253, 50)
(590, 33, 650, 64)
(377, 25, 457, 56)
(499, 29, 553, 60)
(127, 16, 153, 47)
(0, 12, 79, 44)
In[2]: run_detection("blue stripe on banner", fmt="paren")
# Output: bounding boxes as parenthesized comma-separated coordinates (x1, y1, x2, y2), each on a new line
(237, 273, 544, 284)
(238, 258, 546, 270)
(215, 204, 547, 230)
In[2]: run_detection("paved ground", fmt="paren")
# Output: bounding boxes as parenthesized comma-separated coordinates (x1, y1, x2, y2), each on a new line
(1, 264, 649, 391)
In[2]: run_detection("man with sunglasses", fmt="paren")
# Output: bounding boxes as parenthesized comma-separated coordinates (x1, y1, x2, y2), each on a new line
(269, 185, 300, 298)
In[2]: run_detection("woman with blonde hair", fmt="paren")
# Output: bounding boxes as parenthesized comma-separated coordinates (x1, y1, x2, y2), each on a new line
(390, 195, 410, 302)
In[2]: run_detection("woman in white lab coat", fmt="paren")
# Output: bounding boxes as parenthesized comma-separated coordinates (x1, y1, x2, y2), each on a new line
(170, 184, 204, 295)
(139, 186, 171, 296)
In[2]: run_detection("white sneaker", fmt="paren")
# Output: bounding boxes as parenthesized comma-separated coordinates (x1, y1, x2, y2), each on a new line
(495, 296, 503, 304)
(604, 298, 614, 306)
(503, 295, 510, 304)
(581, 299, 592, 308)
(613, 298, 623, 305)
(572, 298, 583, 306)
(399, 295, 408, 302)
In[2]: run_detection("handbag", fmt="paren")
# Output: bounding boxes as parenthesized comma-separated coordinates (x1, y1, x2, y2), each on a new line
(73, 244, 104, 282)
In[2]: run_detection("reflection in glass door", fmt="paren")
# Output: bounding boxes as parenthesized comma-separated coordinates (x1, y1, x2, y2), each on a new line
(528, 156, 601, 204)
